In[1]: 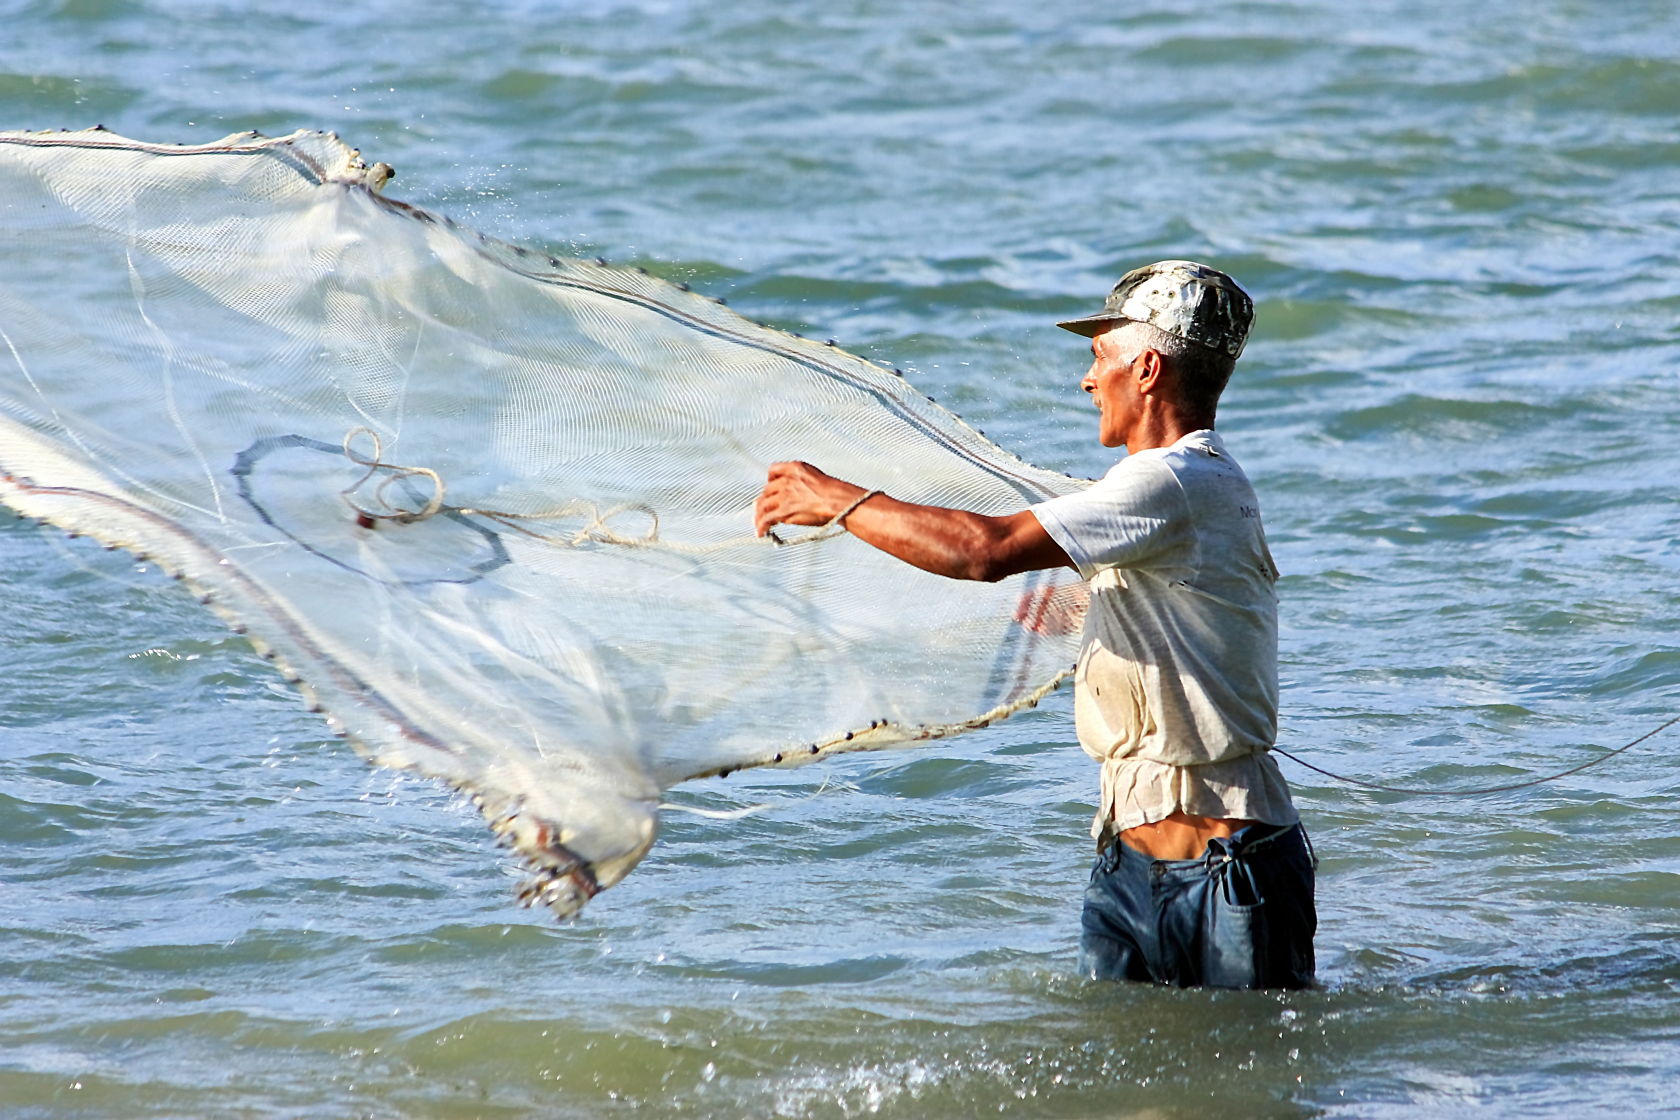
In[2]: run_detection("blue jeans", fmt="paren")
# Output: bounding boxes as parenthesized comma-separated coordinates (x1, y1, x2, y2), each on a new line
(1078, 822, 1317, 989)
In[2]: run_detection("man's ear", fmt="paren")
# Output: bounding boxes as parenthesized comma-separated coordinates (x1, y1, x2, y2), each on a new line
(1135, 348, 1164, 392)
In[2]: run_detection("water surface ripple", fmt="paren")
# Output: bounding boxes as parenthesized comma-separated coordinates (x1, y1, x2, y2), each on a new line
(3, 1, 1679, 1116)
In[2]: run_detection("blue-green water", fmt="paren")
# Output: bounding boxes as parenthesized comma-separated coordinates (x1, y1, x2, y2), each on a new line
(4, 1, 1680, 1115)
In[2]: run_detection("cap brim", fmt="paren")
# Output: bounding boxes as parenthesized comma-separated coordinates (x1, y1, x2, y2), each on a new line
(1055, 311, 1126, 338)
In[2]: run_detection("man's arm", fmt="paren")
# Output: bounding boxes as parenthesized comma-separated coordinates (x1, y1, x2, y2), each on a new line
(754, 461, 1074, 582)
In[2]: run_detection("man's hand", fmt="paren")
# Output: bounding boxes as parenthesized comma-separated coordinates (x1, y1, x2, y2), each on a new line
(1014, 580, 1089, 635)
(753, 461, 869, 537)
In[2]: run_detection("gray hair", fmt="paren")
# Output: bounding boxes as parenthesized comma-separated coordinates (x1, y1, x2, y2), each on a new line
(1108, 320, 1237, 418)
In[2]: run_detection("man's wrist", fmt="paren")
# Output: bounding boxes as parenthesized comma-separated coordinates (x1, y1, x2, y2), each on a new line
(834, 488, 882, 528)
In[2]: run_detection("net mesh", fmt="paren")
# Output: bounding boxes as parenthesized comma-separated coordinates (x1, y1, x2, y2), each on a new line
(0, 128, 1088, 916)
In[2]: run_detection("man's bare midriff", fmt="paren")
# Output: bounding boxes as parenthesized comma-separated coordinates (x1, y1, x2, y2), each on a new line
(1119, 810, 1257, 861)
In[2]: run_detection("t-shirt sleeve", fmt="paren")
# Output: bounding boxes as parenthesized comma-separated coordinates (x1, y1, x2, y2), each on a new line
(1030, 456, 1191, 580)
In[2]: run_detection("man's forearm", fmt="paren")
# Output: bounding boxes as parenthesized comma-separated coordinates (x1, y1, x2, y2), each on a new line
(841, 494, 1051, 582)
(753, 460, 1071, 582)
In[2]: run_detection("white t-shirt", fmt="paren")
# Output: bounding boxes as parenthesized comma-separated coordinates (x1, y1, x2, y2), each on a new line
(1031, 430, 1297, 838)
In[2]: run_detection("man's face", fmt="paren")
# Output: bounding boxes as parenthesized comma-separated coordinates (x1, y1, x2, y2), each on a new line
(1080, 326, 1142, 448)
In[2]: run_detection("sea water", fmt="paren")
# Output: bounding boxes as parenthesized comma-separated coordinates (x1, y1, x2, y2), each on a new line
(2, 1, 1678, 1115)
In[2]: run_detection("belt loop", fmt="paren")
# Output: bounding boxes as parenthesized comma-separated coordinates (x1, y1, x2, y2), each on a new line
(1203, 834, 1236, 874)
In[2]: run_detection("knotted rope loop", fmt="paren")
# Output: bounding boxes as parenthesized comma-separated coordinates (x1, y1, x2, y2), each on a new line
(341, 427, 445, 524)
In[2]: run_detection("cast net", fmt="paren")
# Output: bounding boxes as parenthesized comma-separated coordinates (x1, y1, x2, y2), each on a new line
(0, 128, 1088, 916)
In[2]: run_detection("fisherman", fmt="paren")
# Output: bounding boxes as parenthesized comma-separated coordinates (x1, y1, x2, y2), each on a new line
(754, 261, 1315, 989)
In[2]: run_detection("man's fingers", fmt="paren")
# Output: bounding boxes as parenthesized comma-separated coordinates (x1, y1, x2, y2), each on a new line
(756, 460, 840, 537)
(765, 459, 809, 481)
(752, 481, 780, 537)
(754, 467, 802, 536)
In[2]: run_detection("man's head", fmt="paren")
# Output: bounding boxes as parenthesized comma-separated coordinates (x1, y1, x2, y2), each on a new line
(1061, 261, 1252, 442)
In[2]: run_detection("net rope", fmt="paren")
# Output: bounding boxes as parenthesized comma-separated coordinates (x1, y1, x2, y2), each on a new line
(1273, 713, 1680, 797)
(338, 425, 865, 551)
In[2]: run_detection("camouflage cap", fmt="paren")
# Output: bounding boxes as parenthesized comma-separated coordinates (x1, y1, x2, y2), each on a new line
(1057, 260, 1254, 358)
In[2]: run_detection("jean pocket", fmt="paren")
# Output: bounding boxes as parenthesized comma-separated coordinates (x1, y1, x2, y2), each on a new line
(1203, 894, 1262, 988)
(1210, 852, 1265, 907)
